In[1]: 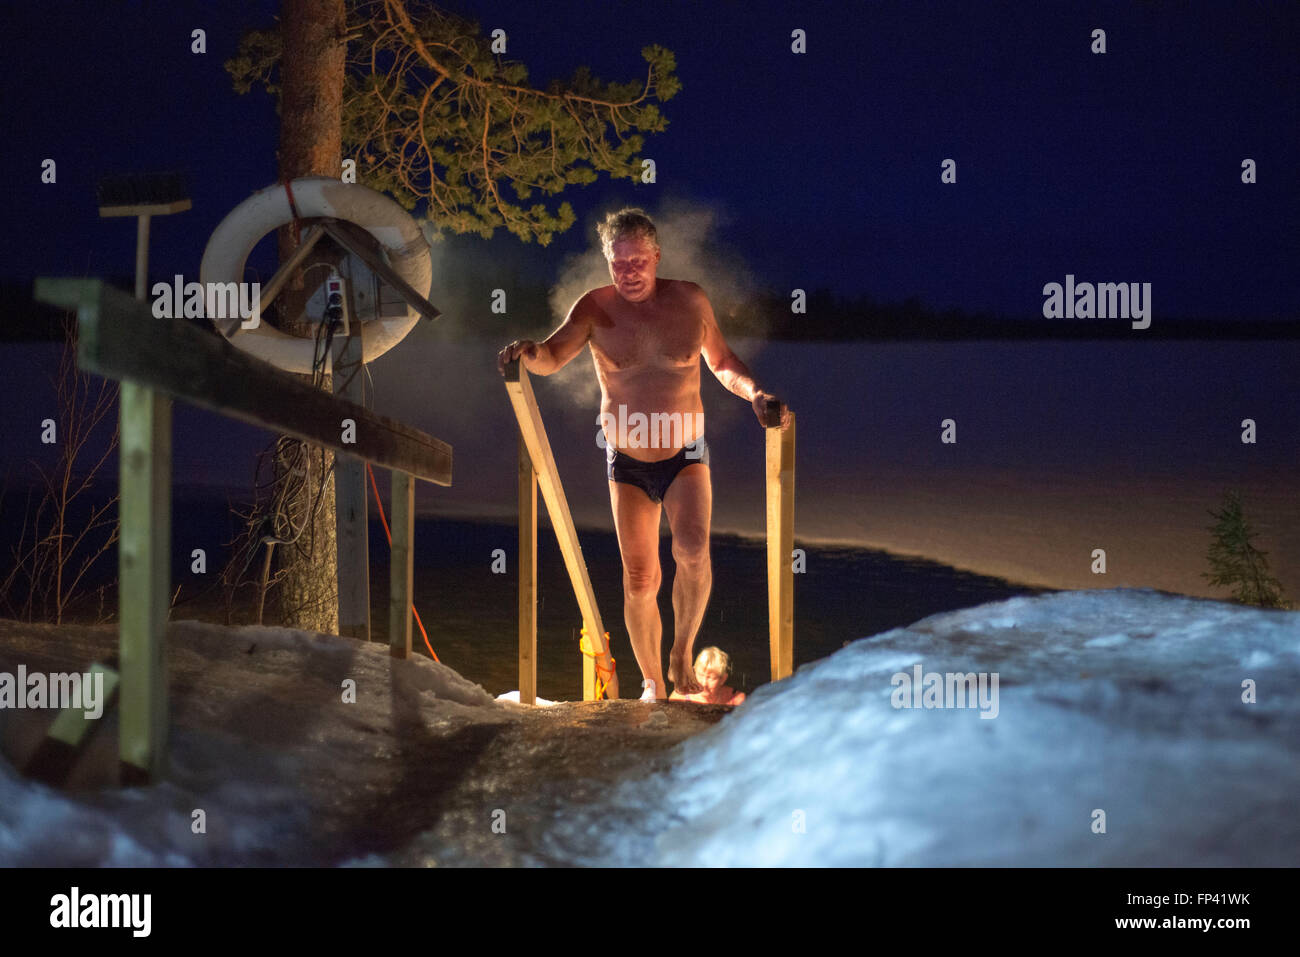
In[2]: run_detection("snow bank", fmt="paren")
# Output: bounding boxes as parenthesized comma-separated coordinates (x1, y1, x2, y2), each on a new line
(0, 760, 191, 866)
(0, 618, 510, 866)
(3, 591, 1296, 867)
(535, 588, 1300, 866)
(175, 620, 499, 708)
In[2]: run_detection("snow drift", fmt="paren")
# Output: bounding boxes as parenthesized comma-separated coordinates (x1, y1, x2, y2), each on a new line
(528, 588, 1300, 866)
(2, 589, 1296, 866)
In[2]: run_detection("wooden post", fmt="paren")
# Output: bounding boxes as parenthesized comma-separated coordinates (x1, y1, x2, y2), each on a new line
(121, 221, 173, 783)
(134, 216, 152, 298)
(334, 446, 370, 641)
(94, 179, 189, 784)
(582, 626, 597, 701)
(389, 469, 414, 658)
(332, 274, 370, 642)
(518, 429, 537, 705)
(118, 379, 172, 781)
(765, 401, 795, 681)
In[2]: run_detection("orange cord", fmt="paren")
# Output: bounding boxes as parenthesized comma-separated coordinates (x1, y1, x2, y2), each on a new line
(579, 626, 616, 700)
(366, 462, 614, 696)
(366, 462, 439, 663)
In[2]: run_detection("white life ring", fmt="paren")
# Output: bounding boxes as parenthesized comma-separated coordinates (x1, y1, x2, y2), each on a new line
(199, 177, 431, 375)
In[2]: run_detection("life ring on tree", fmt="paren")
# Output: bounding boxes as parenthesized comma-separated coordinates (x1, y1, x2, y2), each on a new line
(199, 176, 432, 375)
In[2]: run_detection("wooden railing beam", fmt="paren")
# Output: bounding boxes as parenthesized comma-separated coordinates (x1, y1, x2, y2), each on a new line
(503, 358, 617, 700)
(33, 278, 452, 485)
(764, 401, 796, 681)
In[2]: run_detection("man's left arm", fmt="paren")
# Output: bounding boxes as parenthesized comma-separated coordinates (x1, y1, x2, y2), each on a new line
(696, 284, 791, 428)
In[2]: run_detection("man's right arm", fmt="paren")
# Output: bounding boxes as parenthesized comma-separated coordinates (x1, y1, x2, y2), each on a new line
(496, 292, 597, 376)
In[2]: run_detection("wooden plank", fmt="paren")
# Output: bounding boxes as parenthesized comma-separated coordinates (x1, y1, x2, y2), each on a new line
(334, 459, 370, 642)
(231, 224, 326, 337)
(765, 409, 796, 682)
(47, 662, 121, 747)
(34, 279, 452, 486)
(332, 306, 371, 643)
(583, 632, 597, 701)
(503, 359, 618, 700)
(320, 219, 442, 322)
(256, 225, 326, 313)
(518, 429, 537, 705)
(98, 199, 192, 218)
(118, 379, 172, 781)
(22, 661, 120, 787)
(389, 470, 414, 658)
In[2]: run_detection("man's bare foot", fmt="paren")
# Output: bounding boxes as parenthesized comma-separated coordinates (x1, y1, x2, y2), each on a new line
(668, 651, 702, 694)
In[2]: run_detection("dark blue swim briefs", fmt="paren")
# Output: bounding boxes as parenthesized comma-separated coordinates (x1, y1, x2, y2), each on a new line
(606, 437, 710, 504)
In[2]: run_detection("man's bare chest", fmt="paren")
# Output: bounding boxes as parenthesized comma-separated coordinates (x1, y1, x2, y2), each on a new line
(589, 295, 705, 372)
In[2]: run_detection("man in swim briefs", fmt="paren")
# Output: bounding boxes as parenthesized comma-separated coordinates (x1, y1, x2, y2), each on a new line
(497, 208, 790, 699)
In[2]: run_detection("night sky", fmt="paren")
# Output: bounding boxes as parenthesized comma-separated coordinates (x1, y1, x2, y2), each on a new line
(1, 0, 1296, 527)
(4, 0, 1298, 319)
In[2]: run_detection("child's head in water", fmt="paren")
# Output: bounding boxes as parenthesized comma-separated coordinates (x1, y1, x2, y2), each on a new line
(681, 647, 745, 704)
(694, 647, 732, 696)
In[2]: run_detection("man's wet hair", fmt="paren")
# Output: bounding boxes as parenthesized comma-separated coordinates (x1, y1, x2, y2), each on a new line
(597, 207, 659, 259)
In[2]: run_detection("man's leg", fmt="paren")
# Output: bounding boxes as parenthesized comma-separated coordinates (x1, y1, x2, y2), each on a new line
(608, 478, 666, 698)
(661, 463, 712, 695)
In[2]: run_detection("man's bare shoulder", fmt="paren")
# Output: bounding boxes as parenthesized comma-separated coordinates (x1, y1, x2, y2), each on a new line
(572, 286, 616, 327)
(675, 281, 715, 318)
(582, 284, 616, 301)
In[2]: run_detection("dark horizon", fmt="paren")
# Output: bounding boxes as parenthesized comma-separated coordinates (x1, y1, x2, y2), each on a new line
(7, 274, 1300, 346)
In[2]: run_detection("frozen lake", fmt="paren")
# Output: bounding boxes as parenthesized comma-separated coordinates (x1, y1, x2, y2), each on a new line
(2, 333, 1295, 602)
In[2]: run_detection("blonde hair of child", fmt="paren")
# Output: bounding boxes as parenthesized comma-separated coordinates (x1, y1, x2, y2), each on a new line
(694, 646, 731, 678)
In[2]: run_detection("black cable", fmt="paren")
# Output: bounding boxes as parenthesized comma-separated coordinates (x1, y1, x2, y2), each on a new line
(216, 265, 347, 605)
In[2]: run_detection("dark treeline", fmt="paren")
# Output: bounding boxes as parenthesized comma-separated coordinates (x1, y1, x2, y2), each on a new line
(713, 288, 1300, 341)
(5, 279, 1297, 344)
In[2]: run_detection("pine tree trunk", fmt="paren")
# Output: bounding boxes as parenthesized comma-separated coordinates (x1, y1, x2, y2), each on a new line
(273, 0, 346, 634)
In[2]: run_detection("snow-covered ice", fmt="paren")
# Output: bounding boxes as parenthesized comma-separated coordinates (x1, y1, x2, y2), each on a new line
(2, 588, 1296, 866)
(496, 691, 558, 707)
(515, 588, 1300, 866)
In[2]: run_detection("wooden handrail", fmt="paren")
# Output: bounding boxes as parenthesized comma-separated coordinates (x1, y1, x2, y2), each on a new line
(765, 401, 796, 681)
(503, 358, 618, 700)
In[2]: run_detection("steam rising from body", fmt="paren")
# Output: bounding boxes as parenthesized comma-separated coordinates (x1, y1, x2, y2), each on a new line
(545, 198, 760, 409)
(353, 201, 769, 524)
(376, 201, 761, 430)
